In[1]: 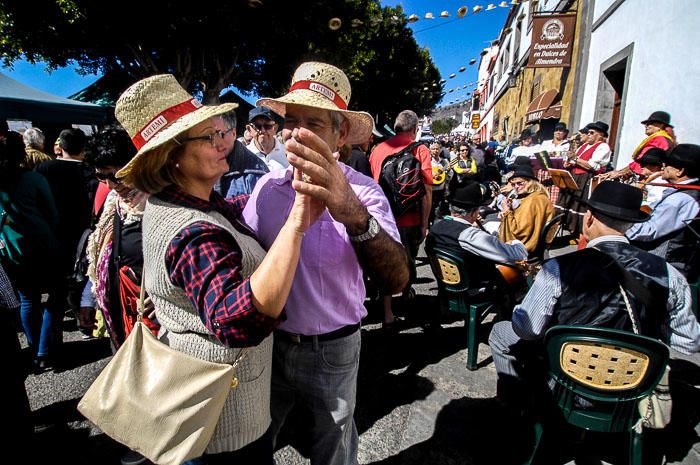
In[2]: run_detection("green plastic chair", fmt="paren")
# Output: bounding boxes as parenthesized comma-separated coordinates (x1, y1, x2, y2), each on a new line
(528, 325, 670, 465)
(426, 245, 503, 370)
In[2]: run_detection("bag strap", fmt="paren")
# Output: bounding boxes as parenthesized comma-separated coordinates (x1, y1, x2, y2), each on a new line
(136, 271, 249, 374)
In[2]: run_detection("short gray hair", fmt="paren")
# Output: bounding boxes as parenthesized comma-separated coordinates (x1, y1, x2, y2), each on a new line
(221, 111, 237, 130)
(593, 212, 633, 233)
(449, 204, 478, 217)
(23, 127, 45, 150)
(329, 110, 346, 133)
(394, 110, 419, 134)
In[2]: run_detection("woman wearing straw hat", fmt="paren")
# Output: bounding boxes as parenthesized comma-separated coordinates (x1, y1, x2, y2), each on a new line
(113, 74, 324, 463)
(498, 163, 554, 253)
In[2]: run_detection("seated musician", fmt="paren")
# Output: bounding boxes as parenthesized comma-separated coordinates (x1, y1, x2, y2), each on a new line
(428, 181, 528, 264)
(430, 142, 450, 223)
(499, 164, 554, 253)
(541, 122, 570, 154)
(636, 148, 667, 207)
(557, 121, 611, 235)
(627, 144, 700, 281)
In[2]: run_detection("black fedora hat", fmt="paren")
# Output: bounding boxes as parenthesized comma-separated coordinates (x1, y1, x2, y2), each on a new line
(510, 163, 537, 181)
(637, 147, 667, 167)
(554, 122, 568, 132)
(579, 123, 593, 133)
(450, 181, 492, 209)
(588, 121, 609, 137)
(641, 111, 672, 128)
(512, 156, 532, 166)
(584, 181, 649, 223)
(665, 143, 700, 171)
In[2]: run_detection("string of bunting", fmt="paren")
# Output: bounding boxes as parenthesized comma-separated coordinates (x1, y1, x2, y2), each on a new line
(325, 1, 521, 108)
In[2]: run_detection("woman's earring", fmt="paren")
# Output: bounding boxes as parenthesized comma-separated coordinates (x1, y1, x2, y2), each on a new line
(175, 163, 180, 168)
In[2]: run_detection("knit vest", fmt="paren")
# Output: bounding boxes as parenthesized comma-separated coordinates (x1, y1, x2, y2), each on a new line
(633, 187, 700, 281)
(142, 196, 272, 454)
(552, 241, 669, 340)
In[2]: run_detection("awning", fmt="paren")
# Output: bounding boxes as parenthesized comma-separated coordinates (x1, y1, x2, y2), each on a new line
(525, 89, 562, 124)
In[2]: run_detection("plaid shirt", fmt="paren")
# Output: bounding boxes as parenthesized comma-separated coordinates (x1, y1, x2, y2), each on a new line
(0, 262, 19, 309)
(157, 186, 280, 347)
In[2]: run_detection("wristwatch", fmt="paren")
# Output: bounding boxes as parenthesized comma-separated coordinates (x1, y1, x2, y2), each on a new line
(349, 215, 380, 243)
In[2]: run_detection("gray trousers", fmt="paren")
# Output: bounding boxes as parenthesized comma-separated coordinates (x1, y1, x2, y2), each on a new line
(270, 330, 360, 465)
(488, 320, 524, 379)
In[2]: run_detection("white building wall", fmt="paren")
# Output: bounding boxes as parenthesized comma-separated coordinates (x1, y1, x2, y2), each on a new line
(578, 0, 700, 168)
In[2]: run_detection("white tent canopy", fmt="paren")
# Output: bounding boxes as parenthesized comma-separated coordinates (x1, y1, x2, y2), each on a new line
(0, 71, 107, 125)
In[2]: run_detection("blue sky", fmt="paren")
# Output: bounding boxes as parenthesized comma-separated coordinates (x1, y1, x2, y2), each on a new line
(1, 1, 508, 107)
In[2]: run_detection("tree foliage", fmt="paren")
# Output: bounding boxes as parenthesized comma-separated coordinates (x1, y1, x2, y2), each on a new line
(0, 0, 442, 122)
(431, 117, 459, 135)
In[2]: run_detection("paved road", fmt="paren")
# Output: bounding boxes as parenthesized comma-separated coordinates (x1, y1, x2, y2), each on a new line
(22, 242, 700, 464)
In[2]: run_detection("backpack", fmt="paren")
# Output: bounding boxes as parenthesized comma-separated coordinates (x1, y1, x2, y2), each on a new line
(0, 191, 24, 269)
(378, 142, 426, 217)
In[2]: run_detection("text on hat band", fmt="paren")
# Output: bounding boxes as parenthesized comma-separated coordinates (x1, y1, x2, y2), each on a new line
(288, 80, 348, 110)
(132, 98, 203, 150)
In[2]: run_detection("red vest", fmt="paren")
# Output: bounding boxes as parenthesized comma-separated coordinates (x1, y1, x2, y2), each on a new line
(572, 142, 605, 175)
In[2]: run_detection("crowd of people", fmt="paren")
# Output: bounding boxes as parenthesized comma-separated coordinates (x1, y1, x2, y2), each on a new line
(1, 61, 699, 465)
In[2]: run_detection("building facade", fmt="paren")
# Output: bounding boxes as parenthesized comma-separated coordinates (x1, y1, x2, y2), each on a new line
(574, 0, 700, 168)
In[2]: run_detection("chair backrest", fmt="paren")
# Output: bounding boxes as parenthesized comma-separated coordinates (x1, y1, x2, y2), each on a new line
(426, 243, 502, 294)
(530, 212, 565, 262)
(427, 246, 471, 293)
(544, 325, 669, 433)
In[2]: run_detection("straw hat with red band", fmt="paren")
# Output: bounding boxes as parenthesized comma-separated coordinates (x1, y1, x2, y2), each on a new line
(256, 62, 374, 145)
(114, 74, 238, 179)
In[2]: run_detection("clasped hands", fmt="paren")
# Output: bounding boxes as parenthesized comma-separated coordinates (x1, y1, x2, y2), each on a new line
(285, 128, 368, 236)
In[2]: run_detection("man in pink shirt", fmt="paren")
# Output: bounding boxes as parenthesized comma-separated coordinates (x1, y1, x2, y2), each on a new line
(242, 62, 408, 465)
(369, 110, 433, 328)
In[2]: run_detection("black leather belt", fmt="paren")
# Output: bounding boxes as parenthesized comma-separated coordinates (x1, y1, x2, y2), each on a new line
(276, 323, 361, 344)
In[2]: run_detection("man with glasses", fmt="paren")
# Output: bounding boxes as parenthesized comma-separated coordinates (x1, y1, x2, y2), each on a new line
(245, 106, 288, 171)
(557, 122, 611, 236)
(601, 110, 675, 181)
(214, 111, 270, 198)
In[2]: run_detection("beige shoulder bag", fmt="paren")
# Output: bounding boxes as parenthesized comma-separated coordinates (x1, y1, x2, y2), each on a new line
(78, 276, 247, 465)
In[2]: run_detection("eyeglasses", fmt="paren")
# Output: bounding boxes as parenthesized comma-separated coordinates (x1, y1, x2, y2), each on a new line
(459, 148, 469, 152)
(178, 127, 234, 147)
(95, 171, 122, 184)
(509, 180, 527, 187)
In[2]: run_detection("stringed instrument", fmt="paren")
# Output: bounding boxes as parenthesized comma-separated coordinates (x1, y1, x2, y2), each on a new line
(432, 158, 460, 185)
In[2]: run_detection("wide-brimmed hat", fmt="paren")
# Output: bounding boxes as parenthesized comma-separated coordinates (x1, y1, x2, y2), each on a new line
(637, 147, 667, 167)
(584, 181, 649, 223)
(450, 181, 492, 209)
(114, 74, 238, 178)
(641, 111, 672, 128)
(588, 121, 609, 137)
(665, 143, 700, 171)
(510, 163, 537, 181)
(579, 123, 593, 133)
(256, 62, 374, 145)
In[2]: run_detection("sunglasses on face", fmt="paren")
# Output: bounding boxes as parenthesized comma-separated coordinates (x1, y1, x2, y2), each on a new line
(95, 171, 122, 184)
(178, 127, 234, 147)
(459, 148, 469, 152)
(251, 122, 276, 131)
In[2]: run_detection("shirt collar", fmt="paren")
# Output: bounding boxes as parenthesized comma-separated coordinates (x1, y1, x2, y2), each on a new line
(156, 185, 229, 213)
(586, 234, 629, 249)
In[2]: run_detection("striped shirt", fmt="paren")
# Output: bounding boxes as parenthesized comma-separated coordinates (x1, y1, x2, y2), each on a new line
(512, 235, 700, 354)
